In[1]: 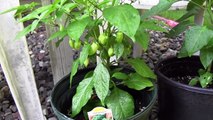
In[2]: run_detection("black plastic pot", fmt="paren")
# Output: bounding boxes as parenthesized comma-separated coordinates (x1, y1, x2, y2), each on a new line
(51, 67, 157, 120)
(155, 56, 213, 120)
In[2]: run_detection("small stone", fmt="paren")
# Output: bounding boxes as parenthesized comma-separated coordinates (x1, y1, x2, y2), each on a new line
(2, 100, 10, 104)
(39, 61, 44, 67)
(30, 54, 35, 58)
(4, 109, 12, 116)
(48, 117, 57, 120)
(2, 104, 9, 111)
(29, 51, 33, 55)
(39, 34, 45, 39)
(12, 112, 20, 119)
(39, 86, 45, 93)
(10, 105, 17, 112)
(40, 50, 45, 54)
(42, 108, 49, 116)
(5, 114, 13, 120)
(38, 53, 45, 60)
(1, 86, 10, 97)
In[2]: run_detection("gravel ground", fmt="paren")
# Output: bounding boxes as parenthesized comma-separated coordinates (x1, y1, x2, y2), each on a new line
(0, 25, 184, 120)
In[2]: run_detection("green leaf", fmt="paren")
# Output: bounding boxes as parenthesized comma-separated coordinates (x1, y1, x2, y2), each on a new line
(70, 59, 79, 87)
(167, 20, 195, 37)
(31, 20, 39, 32)
(140, 20, 167, 32)
(181, 26, 213, 56)
(67, 17, 91, 40)
(199, 72, 213, 88)
(48, 30, 67, 42)
(178, 45, 189, 58)
(141, 0, 177, 20)
(189, 77, 199, 86)
(187, 0, 205, 11)
(72, 77, 94, 117)
(112, 72, 128, 80)
(177, 8, 199, 22)
(127, 58, 156, 79)
(63, 3, 78, 13)
(124, 73, 153, 90)
(15, 25, 32, 40)
(19, 5, 52, 22)
(103, 4, 140, 41)
(79, 44, 90, 66)
(106, 88, 134, 120)
(200, 47, 213, 69)
(92, 63, 110, 103)
(113, 43, 124, 59)
(0, 2, 38, 15)
(135, 29, 150, 51)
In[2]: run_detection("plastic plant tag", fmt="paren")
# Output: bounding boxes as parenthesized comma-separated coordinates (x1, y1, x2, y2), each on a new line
(87, 107, 113, 120)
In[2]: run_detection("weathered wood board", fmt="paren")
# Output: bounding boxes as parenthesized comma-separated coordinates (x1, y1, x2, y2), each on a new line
(0, 0, 44, 120)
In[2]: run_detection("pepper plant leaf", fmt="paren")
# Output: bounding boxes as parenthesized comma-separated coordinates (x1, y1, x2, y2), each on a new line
(15, 25, 32, 40)
(135, 29, 150, 51)
(70, 59, 79, 87)
(189, 77, 199, 86)
(180, 26, 213, 56)
(79, 44, 90, 66)
(200, 47, 213, 69)
(199, 72, 213, 88)
(167, 20, 195, 37)
(113, 43, 124, 59)
(103, 4, 140, 41)
(127, 58, 156, 79)
(140, 20, 167, 32)
(112, 72, 128, 80)
(187, 0, 205, 11)
(141, 0, 177, 20)
(67, 17, 91, 40)
(71, 77, 94, 117)
(92, 63, 110, 103)
(106, 88, 134, 120)
(124, 73, 153, 90)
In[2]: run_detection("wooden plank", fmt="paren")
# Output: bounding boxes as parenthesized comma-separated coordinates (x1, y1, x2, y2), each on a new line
(0, 0, 44, 120)
(41, 0, 74, 84)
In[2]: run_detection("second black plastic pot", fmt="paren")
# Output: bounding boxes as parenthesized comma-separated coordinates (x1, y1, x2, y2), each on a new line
(51, 67, 157, 120)
(155, 56, 213, 120)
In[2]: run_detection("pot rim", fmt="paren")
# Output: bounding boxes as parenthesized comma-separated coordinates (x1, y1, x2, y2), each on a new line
(50, 67, 158, 119)
(155, 56, 213, 95)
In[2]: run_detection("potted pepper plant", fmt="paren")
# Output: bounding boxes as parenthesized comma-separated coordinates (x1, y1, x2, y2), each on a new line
(0, 0, 173, 119)
(155, 0, 213, 120)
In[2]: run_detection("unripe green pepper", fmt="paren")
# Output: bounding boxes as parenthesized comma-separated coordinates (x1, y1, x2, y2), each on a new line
(98, 34, 107, 45)
(108, 47, 114, 57)
(116, 31, 123, 43)
(89, 42, 99, 55)
(74, 40, 81, 50)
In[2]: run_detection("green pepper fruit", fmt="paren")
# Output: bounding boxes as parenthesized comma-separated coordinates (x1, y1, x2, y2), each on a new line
(74, 40, 81, 50)
(116, 31, 123, 43)
(108, 47, 114, 57)
(89, 42, 99, 55)
(98, 34, 107, 45)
